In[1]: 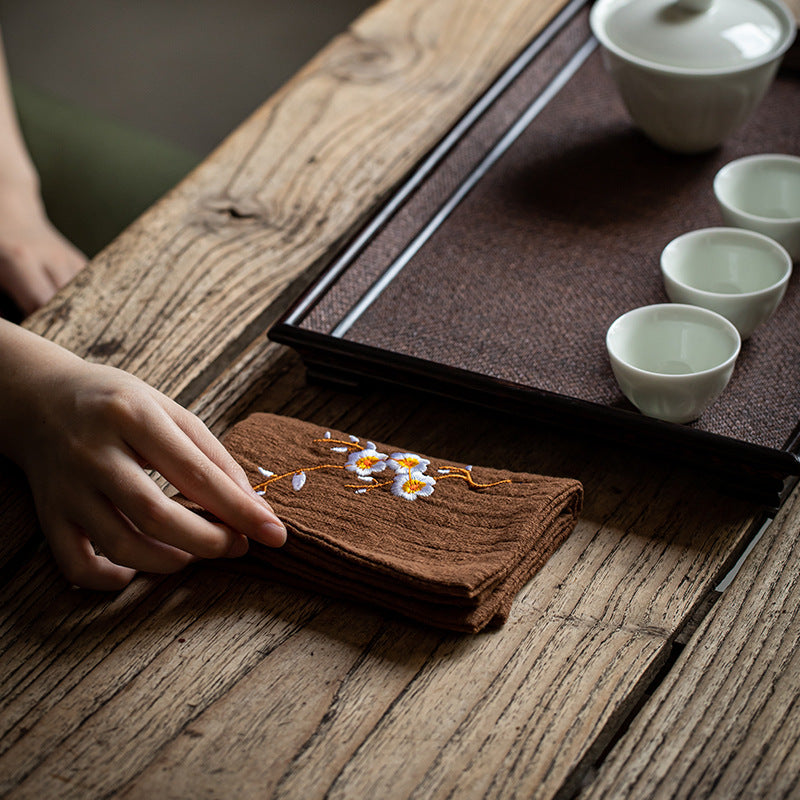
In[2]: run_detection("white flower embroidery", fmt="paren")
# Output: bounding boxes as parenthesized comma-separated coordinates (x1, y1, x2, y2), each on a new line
(391, 470, 436, 500)
(345, 448, 388, 477)
(251, 430, 513, 502)
(387, 452, 431, 473)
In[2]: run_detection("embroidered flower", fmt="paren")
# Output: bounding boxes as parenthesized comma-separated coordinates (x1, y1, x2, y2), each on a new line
(345, 448, 388, 477)
(391, 470, 436, 500)
(251, 431, 512, 501)
(387, 452, 430, 474)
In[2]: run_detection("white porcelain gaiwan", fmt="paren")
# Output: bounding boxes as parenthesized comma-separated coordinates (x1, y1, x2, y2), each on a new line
(590, 0, 796, 153)
(714, 153, 800, 261)
(661, 227, 792, 338)
(606, 303, 741, 423)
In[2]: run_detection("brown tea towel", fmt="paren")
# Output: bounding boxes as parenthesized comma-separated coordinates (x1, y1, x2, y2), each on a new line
(216, 413, 582, 633)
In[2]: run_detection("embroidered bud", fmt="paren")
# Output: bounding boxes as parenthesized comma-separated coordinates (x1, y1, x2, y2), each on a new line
(323, 431, 331, 439)
(292, 471, 307, 491)
(258, 467, 275, 478)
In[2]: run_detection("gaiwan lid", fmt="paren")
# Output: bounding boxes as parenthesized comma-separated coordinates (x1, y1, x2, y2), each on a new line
(592, 0, 796, 73)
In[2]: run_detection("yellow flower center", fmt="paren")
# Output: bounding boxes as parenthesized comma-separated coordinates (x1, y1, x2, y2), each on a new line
(404, 478, 426, 494)
(357, 456, 380, 470)
(398, 457, 419, 468)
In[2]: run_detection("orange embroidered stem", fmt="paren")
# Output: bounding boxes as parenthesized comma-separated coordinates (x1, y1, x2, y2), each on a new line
(253, 464, 345, 492)
(435, 470, 513, 489)
(344, 479, 393, 491)
(312, 438, 360, 448)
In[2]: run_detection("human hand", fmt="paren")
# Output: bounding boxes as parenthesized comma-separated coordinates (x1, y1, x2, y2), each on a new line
(0, 178, 86, 315)
(0, 322, 286, 589)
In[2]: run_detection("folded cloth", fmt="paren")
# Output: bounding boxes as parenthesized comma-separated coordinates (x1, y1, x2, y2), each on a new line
(211, 413, 582, 633)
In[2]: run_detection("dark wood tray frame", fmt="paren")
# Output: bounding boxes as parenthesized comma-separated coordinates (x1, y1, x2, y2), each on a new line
(270, 0, 800, 509)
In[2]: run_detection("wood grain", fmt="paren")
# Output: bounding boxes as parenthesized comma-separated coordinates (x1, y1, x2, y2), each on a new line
(0, 0, 785, 797)
(582, 484, 800, 800)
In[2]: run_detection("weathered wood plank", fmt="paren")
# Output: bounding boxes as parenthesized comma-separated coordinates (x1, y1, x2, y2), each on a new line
(581, 483, 800, 800)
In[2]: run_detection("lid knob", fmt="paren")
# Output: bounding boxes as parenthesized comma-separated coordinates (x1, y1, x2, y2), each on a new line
(675, 0, 713, 11)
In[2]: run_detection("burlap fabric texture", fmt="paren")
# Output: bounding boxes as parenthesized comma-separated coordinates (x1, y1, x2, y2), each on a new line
(215, 413, 583, 633)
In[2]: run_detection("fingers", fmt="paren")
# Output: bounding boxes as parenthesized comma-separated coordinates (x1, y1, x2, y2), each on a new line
(122, 399, 287, 548)
(74, 486, 202, 573)
(44, 487, 250, 590)
(43, 233, 87, 288)
(0, 231, 87, 314)
(45, 518, 136, 591)
(161, 397, 253, 494)
(19, 356, 284, 590)
(0, 249, 55, 314)
(95, 453, 257, 560)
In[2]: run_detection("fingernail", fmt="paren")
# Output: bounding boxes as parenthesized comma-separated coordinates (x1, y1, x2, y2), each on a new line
(226, 535, 250, 558)
(259, 520, 287, 547)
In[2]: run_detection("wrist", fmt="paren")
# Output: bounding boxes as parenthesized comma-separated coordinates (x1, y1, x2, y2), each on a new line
(0, 165, 42, 212)
(0, 146, 39, 190)
(0, 320, 84, 470)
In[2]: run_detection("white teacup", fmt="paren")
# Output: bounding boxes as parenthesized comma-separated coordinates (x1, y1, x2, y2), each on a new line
(661, 227, 792, 338)
(714, 154, 800, 261)
(606, 304, 741, 423)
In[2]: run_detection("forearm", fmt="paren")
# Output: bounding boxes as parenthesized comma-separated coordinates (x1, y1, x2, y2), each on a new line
(0, 27, 38, 189)
(0, 28, 86, 314)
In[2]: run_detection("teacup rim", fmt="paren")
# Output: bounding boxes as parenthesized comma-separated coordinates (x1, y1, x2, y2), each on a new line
(606, 303, 741, 379)
(661, 227, 793, 299)
(714, 154, 800, 224)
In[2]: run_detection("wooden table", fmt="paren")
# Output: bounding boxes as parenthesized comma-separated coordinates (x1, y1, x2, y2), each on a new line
(3, 1, 800, 797)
